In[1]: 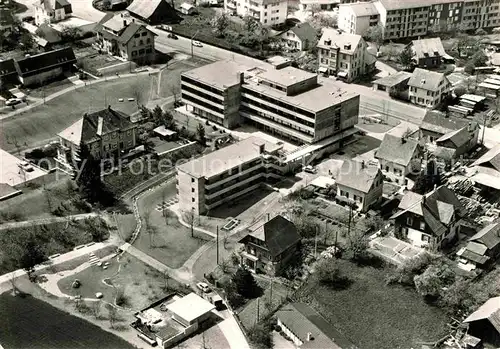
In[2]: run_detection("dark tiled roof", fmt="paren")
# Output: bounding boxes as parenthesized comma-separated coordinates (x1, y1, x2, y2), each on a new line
(470, 222, 500, 250)
(288, 22, 317, 44)
(35, 23, 62, 44)
(411, 38, 446, 60)
(421, 111, 469, 136)
(95, 17, 153, 44)
(0, 8, 14, 27)
(436, 125, 477, 149)
(408, 68, 448, 91)
(472, 144, 500, 172)
(127, 0, 164, 19)
(118, 21, 144, 44)
(276, 303, 358, 349)
(464, 297, 500, 334)
(0, 58, 17, 77)
(336, 160, 381, 193)
(15, 47, 76, 77)
(263, 215, 301, 258)
(375, 134, 420, 167)
(81, 107, 134, 142)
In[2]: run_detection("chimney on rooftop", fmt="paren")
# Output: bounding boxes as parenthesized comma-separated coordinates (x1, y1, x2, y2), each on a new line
(254, 141, 265, 154)
(361, 160, 366, 169)
(307, 332, 314, 341)
(123, 19, 127, 27)
(108, 105, 111, 110)
(96, 116, 104, 136)
(237, 72, 244, 84)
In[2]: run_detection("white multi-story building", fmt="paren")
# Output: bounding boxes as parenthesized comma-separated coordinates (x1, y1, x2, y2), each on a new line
(337, 0, 500, 40)
(34, 0, 72, 26)
(408, 68, 451, 108)
(225, 0, 288, 25)
(317, 28, 375, 82)
(338, 1, 379, 35)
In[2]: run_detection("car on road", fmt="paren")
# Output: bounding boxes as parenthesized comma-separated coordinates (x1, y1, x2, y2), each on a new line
(303, 165, 317, 174)
(167, 33, 178, 39)
(192, 40, 203, 47)
(196, 282, 211, 293)
(5, 98, 22, 106)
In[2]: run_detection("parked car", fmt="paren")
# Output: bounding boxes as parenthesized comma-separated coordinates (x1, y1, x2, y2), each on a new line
(303, 165, 317, 174)
(192, 40, 203, 47)
(196, 282, 211, 293)
(167, 33, 178, 40)
(5, 98, 22, 106)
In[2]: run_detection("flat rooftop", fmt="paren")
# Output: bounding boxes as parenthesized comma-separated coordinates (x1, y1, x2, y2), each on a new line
(181, 60, 255, 90)
(0, 149, 47, 187)
(244, 78, 359, 113)
(177, 136, 282, 179)
(258, 66, 317, 87)
(166, 293, 215, 323)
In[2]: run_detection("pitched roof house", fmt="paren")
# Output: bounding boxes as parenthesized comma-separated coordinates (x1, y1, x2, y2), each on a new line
(279, 22, 317, 51)
(420, 111, 472, 142)
(276, 303, 358, 349)
(434, 122, 479, 161)
(238, 215, 301, 276)
(409, 38, 452, 68)
(0, 58, 19, 85)
(375, 134, 422, 184)
(408, 68, 451, 108)
(14, 47, 76, 86)
(458, 222, 500, 268)
(463, 296, 500, 346)
(34, 0, 72, 25)
(126, 0, 178, 24)
(335, 160, 383, 212)
(470, 144, 500, 191)
(391, 185, 465, 248)
(57, 106, 138, 167)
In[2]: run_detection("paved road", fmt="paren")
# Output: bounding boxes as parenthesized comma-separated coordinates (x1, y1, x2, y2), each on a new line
(0, 212, 97, 230)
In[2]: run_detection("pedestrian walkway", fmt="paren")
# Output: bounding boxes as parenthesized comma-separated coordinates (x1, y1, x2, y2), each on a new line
(0, 212, 98, 230)
(218, 317, 250, 349)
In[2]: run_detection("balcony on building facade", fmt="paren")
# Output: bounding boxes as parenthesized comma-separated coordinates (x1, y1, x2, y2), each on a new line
(204, 160, 264, 190)
(205, 178, 263, 208)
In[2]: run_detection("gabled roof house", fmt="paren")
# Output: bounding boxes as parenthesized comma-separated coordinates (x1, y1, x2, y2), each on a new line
(464, 296, 500, 346)
(458, 222, 500, 268)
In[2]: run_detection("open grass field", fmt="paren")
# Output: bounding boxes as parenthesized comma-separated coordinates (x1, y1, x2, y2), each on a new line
(134, 180, 211, 269)
(0, 76, 152, 152)
(297, 258, 450, 349)
(57, 253, 178, 310)
(0, 292, 135, 349)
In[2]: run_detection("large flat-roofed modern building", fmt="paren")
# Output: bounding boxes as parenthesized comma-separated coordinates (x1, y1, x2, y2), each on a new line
(177, 136, 285, 215)
(180, 60, 360, 145)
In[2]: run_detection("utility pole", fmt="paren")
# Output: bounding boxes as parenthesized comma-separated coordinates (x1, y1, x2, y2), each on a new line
(314, 225, 318, 259)
(324, 220, 328, 245)
(347, 204, 353, 237)
(216, 225, 219, 265)
(482, 110, 492, 145)
(256, 298, 260, 325)
(190, 208, 194, 238)
(269, 278, 273, 305)
(190, 30, 199, 58)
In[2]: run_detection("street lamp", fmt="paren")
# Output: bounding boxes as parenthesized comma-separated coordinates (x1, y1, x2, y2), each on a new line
(191, 30, 200, 58)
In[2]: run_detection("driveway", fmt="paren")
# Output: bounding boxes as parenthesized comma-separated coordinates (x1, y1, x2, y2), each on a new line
(370, 236, 423, 265)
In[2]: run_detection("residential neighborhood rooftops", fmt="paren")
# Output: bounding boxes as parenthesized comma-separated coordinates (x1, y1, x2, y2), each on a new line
(436, 124, 477, 148)
(276, 303, 357, 349)
(408, 68, 448, 91)
(286, 22, 317, 44)
(342, 1, 378, 17)
(177, 136, 281, 179)
(244, 215, 301, 258)
(373, 71, 412, 87)
(472, 144, 500, 171)
(469, 222, 500, 250)
(58, 107, 134, 144)
(0, 58, 17, 77)
(376, 134, 420, 167)
(127, 0, 165, 19)
(318, 28, 362, 55)
(96, 16, 154, 44)
(411, 38, 446, 60)
(336, 160, 381, 194)
(464, 296, 500, 332)
(35, 23, 62, 44)
(166, 293, 215, 323)
(421, 111, 470, 135)
(15, 47, 76, 77)
(378, 0, 460, 10)
(37, 0, 72, 13)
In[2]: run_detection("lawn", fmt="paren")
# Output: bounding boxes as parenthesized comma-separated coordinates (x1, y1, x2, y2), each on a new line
(0, 216, 109, 275)
(0, 176, 88, 222)
(23, 77, 75, 99)
(356, 121, 395, 134)
(133, 181, 211, 269)
(330, 135, 381, 160)
(57, 252, 185, 310)
(297, 258, 449, 349)
(158, 58, 208, 99)
(0, 75, 153, 151)
(114, 213, 136, 242)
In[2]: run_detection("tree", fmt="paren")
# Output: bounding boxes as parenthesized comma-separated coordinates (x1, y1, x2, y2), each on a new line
(130, 83, 143, 109)
(308, 4, 321, 15)
(19, 232, 46, 281)
(196, 123, 206, 146)
(183, 210, 196, 237)
(454, 85, 467, 97)
(61, 25, 82, 43)
(105, 303, 118, 328)
(315, 259, 349, 289)
(75, 143, 103, 203)
(211, 13, 229, 38)
(232, 267, 260, 298)
(475, 28, 487, 36)
(347, 229, 369, 261)
(414, 262, 455, 301)
(144, 215, 157, 248)
(471, 50, 488, 67)
(163, 271, 171, 290)
(20, 32, 36, 52)
(413, 158, 441, 195)
(363, 24, 384, 51)
(248, 320, 273, 349)
(243, 16, 260, 35)
(92, 300, 102, 319)
(152, 105, 164, 125)
(307, 13, 337, 31)
(399, 46, 413, 70)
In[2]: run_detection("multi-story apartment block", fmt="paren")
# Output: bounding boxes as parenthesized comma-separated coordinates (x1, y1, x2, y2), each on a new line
(176, 136, 285, 215)
(224, 0, 287, 25)
(317, 28, 375, 82)
(338, 1, 379, 35)
(408, 68, 451, 108)
(95, 14, 156, 64)
(56, 106, 138, 168)
(34, 0, 72, 26)
(338, 0, 500, 40)
(180, 59, 359, 145)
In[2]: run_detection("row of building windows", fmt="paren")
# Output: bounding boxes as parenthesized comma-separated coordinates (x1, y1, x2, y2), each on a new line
(131, 48, 152, 57)
(181, 75, 224, 96)
(205, 177, 262, 206)
(182, 84, 223, 105)
(182, 94, 224, 115)
(242, 87, 315, 118)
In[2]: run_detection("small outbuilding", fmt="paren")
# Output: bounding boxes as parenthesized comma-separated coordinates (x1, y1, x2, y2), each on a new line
(372, 71, 412, 99)
(464, 296, 500, 346)
(180, 3, 195, 15)
(166, 293, 215, 326)
(153, 125, 178, 141)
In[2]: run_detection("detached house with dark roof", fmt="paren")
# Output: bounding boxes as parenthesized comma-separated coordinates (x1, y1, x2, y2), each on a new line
(391, 185, 465, 248)
(238, 215, 301, 276)
(463, 296, 500, 347)
(126, 0, 178, 24)
(408, 68, 451, 108)
(408, 38, 454, 69)
(457, 222, 500, 269)
(14, 47, 76, 86)
(335, 160, 383, 212)
(95, 14, 156, 64)
(56, 106, 138, 168)
(279, 22, 317, 52)
(470, 144, 500, 192)
(34, 0, 72, 26)
(375, 134, 422, 185)
(0, 58, 19, 86)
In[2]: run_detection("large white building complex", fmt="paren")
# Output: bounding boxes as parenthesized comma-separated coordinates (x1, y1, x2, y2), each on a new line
(224, 0, 288, 25)
(180, 59, 360, 145)
(338, 0, 500, 38)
